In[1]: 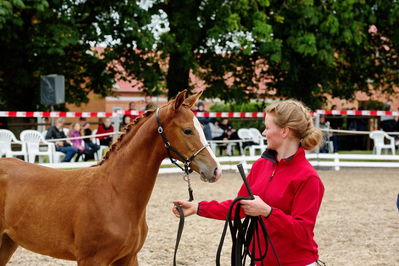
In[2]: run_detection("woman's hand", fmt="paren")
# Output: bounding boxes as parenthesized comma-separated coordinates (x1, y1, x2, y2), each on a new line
(172, 200, 198, 218)
(240, 195, 272, 217)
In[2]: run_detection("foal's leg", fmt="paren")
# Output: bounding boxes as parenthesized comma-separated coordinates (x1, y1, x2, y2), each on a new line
(0, 234, 18, 266)
(111, 253, 138, 266)
(77, 256, 110, 266)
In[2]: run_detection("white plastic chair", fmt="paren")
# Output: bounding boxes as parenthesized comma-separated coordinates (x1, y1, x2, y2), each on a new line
(237, 128, 254, 155)
(0, 129, 27, 161)
(20, 130, 64, 163)
(92, 129, 109, 160)
(369, 130, 395, 155)
(248, 128, 267, 156)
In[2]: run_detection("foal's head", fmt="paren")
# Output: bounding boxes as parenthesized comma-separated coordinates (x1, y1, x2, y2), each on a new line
(158, 90, 222, 183)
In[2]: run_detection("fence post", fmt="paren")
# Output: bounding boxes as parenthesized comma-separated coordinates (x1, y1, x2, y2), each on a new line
(334, 152, 340, 171)
(111, 107, 123, 142)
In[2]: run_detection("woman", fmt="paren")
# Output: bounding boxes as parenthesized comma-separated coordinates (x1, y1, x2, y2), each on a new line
(121, 115, 132, 130)
(96, 117, 114, 146)
(68, 121, 86, 162)
(172, 100, 325, 266)
(69, 121, 99, 161)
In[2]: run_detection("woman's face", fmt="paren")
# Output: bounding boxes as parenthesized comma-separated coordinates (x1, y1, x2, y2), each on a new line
(104, 118, 111, 127)
(74, 123, 81, 131)
(262, 114, 284, 150)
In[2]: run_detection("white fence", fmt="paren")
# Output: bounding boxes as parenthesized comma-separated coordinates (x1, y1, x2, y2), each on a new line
(306, 153, 399, 171)
(39, 153, 399, 172)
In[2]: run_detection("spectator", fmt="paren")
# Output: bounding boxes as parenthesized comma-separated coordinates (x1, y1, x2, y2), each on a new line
(121, 115, 132, 130)
(143, 95, 158, 111)
(127, 102, 139, 120)
(207, 119, 225, 140)
(220, 118, 239, 140)
(68, 121, 97, 162)
(204, 119, 227, 154)
(78, 117, 87, 128)
(195, 101, 209, 126)
(327, 105, 342, 152)
(45, 118, 77, 162)
(96, 117, 114, 146)
(380, 103, 396, 132)
(318, 115, 332, 153)
(220, 118, 240, 154)
(82, 121, 100, 160)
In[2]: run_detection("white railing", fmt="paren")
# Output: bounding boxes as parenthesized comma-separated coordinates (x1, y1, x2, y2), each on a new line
(306, 153, 399, 171)
(38, 153, 399, 172)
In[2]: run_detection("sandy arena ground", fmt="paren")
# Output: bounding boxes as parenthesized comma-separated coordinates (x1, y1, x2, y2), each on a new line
(7, 168, 399, 266)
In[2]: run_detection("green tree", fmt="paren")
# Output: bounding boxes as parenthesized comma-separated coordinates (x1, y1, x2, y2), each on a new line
(1, 1, 398, 110)
(108, 0, 279, 101)
(264, 0, 399, 108)
(0, 0, 138, 110)
(117, 0, 398, 108)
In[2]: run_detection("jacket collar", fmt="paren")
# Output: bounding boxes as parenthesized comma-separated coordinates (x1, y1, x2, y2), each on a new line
(261, 146, 305, 165)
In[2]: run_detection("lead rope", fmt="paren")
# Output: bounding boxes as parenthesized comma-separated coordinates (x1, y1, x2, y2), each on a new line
(216, 164, 281, 266)
(173, 171, 193, 266)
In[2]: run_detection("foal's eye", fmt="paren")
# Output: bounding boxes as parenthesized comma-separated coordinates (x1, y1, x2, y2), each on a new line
(183, 129, 193, 135)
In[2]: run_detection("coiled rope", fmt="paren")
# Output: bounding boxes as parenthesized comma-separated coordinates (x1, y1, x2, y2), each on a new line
(216, 164, 281, 266)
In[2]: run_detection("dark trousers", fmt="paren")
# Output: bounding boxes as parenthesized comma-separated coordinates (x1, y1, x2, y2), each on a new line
(60, 146, 78, 162)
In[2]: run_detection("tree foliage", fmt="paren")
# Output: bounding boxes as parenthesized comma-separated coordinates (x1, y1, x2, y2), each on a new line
(0, 0, 398, 110)
(0, 0, 128, 110)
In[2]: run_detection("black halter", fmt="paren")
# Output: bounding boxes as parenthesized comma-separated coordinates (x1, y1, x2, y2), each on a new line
(155, 107, 209, 180)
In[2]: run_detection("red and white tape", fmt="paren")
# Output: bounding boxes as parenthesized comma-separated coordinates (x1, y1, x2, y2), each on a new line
(0, 110, 398, 118)
(316, 110, 399, 116)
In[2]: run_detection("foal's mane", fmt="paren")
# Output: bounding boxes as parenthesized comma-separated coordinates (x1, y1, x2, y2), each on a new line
(95, 109, 156, 166)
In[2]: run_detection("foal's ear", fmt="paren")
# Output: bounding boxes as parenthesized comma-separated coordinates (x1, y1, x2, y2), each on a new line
(174, 90, 187, 111)
(183, 90, 203, 108)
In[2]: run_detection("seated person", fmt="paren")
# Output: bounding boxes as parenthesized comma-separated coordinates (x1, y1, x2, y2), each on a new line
(69, 121, 99, 161)
(96, 117, 114, 146)
(121, 115, 132, 130)
(45, 118, 77, 162)
(205, 119, 229, 155)
(208, 119, 225, 140)
(318, 115, 332, 153)
(219, 118, 240, 154)
(219, 118, 239, 140)
(82, 122, 101, 160)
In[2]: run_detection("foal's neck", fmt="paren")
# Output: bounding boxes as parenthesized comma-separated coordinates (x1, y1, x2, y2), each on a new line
(100, 115, 166, 211)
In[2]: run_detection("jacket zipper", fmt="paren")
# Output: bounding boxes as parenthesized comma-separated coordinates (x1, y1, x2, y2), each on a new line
(269, 164, 277, 181)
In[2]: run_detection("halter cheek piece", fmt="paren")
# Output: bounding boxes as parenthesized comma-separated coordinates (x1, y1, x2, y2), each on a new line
(155, 107, 209, 200)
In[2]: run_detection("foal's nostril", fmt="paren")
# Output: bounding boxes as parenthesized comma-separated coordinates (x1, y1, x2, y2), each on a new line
(214, 167, 222, 181)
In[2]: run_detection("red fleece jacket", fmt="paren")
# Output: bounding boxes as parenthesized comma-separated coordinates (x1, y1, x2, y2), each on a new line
(198, 147, 324, 266)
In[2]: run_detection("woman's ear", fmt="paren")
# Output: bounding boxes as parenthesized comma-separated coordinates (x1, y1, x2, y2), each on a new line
(281, 126, 290, 138)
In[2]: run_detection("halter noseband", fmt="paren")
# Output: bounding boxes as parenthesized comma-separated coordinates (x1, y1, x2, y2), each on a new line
(155, 107, 209, 177)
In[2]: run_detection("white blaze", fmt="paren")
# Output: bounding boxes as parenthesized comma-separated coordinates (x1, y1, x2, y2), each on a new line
(192, 117, 220, 165)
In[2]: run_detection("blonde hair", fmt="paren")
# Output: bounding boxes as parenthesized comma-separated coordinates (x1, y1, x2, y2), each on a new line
(69, 121, 81, 137)
(265, 100, 323, 151)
